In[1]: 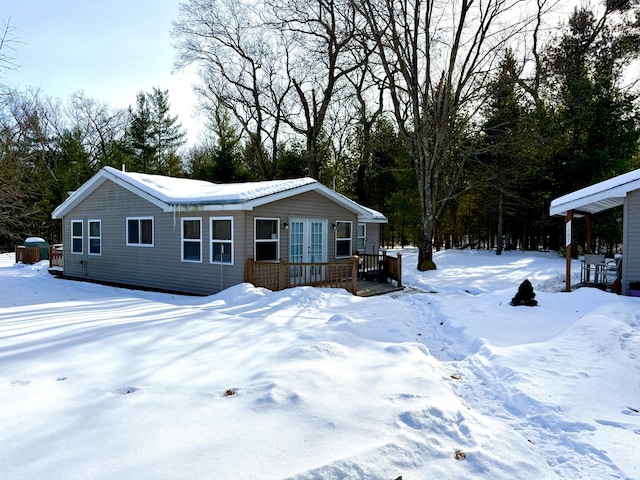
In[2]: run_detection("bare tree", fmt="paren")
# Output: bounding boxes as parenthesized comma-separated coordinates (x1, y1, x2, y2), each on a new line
(264, 0, 362, 179)
(355, 0, 535, 269)
(67, 91, 128, 168)
(172, 0, 291, 179)
(0, 17, 20, 77)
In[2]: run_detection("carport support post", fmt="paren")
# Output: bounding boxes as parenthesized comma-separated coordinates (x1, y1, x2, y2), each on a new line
(564, 210, 573, 292)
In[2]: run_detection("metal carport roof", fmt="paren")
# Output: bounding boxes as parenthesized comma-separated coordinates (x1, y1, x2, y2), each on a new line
(550, 168, 640, 217)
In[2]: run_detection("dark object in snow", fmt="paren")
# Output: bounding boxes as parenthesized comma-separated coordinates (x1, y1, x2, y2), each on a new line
(612, 279, 622, 295)
(510, 279, 538, 306)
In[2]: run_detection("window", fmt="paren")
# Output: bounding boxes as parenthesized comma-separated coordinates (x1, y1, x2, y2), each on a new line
(88, 220, 101, 255)
(127, 217, 154, 246)
(335, 221, 352, 258)
(211, 217, 233, 264)
(182, 218, 202, 262)
(357, 223, 367, 252)
(255, 218, 279, 261)
(71, 220, 83, 254)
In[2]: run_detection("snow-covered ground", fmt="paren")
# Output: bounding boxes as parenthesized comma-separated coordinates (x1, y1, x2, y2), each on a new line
(1, 249, 638, 479)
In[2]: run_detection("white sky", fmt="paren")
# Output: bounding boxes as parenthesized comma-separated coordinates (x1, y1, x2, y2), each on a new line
(2, 0, 203, 144)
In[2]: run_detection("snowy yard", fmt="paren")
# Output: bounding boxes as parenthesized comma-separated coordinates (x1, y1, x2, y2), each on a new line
(1, 249, 638, 479)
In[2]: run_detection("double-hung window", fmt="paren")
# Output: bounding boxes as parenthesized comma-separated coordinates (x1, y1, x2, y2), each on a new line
(182, 218, 202, 262)
(71, 220, 83, 254)
(255, 218, 279, 261)
(127, 217, 154, 246)
(357, 223, 367, 252)
(88, 220, 101, 255)
(335, 221, 352, 258)
(211, 217, 233, 264)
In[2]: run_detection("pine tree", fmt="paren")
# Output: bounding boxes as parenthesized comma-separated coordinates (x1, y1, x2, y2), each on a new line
(127, 88, 186, 175)
(149, 87, 186, 175)
(128, 92, 154, 173)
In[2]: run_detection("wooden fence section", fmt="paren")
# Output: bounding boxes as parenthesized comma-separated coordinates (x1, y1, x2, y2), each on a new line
(15, 245, 40, 264)
(247, 258, 359, 294)
(49, 245, 63, 268)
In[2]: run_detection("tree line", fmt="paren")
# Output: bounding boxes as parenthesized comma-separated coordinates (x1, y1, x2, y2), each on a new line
(1, 0, 639, 267)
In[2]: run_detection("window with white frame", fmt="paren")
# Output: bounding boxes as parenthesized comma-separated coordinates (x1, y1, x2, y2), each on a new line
(182, 218, 202, 262)
(335, 221, 352, 258)
(127, 217, 154, 246)
(71, 220, 83, 254)
(88, 220, 101, 255)
(254, 218, 279, 261)
(357, 223, 366, 252)
(211, 217, 233, 264)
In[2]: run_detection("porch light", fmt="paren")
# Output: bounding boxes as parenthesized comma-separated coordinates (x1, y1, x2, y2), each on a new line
(283, 222, 288, 230)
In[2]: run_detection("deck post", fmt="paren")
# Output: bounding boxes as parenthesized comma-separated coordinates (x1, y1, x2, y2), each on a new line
(565, 210, 573, 292)
(584, 214, 592, 254)
(351, 256, 358, 295)
(278, 259, 286, 291)
(396, 252, 403, 287)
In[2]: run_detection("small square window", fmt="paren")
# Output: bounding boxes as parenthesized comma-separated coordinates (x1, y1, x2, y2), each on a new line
(88, 220, 101, 255)
(182, 218, 202, 262)
(71, 220, 83, 254)
(335, 221, 352, 258)
(211, 217, 233, 264)
(127, 218, 154, 246)
(255, 218, 279, 261)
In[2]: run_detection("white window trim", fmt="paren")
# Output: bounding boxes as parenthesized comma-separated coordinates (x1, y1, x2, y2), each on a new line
(335, 220, 353, 259)
(71, 220, 83, 254)
(357, 223, 367, 252)
(181, 217, 202, 263)
(126, 216, 155, 247)
(254, 217, 280, 262)
(210, 216, 234, 265)
(88, 219, 102, 256)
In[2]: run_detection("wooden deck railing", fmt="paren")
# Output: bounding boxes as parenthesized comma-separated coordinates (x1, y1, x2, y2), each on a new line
(15, 245, 40, 264)
(49, 245, 63, 268)
(356, 251, 403, 287)
(248, 251, 403, 295)
(247, 257, 359, 294)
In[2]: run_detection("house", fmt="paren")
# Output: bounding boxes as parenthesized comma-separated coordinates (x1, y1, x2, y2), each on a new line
(550, 168, 640, 295)
(51, 167, 388, 295)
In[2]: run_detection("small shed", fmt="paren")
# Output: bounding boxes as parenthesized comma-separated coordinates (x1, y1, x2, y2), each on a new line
(550, 168, 640, 295)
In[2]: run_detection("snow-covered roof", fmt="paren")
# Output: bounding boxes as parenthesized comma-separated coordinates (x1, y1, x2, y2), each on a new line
(549, 168, 640, 217)
(52, 167, 387, 223)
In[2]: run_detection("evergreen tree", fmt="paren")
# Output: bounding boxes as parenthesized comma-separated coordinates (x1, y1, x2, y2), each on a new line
(127, 88, 186, 175)
(549, 7, 640, 193)
(127, 92, 154, 173)
(149, 87, 187, 175)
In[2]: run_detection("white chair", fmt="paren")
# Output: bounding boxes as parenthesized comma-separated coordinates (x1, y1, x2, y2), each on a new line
(581, 254, 605, 284)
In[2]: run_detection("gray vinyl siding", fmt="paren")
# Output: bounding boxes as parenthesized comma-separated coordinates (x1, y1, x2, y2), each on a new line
(360, 223, 382, 254)
(624, 190, 640, 294)
(244, 190, 359, 263)
(61, 180, 244, 295)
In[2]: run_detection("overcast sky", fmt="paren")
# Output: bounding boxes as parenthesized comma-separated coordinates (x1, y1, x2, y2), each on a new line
(2, 0, 202, 143)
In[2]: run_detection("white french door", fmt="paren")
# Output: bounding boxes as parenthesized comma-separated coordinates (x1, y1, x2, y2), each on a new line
(289, 217, 327, 284)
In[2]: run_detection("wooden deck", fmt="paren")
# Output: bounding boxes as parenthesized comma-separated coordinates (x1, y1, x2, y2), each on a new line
(247, 252, 403, 296)
(356, 280, 404, 297)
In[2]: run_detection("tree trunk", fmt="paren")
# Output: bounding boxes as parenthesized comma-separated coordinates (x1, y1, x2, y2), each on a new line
(496, 193, 503, 255)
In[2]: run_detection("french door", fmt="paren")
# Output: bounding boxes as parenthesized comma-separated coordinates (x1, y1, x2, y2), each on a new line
(289, 217, 327, 284)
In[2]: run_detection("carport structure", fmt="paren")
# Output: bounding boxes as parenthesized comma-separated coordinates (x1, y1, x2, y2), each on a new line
(550, 168, 640, 294)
